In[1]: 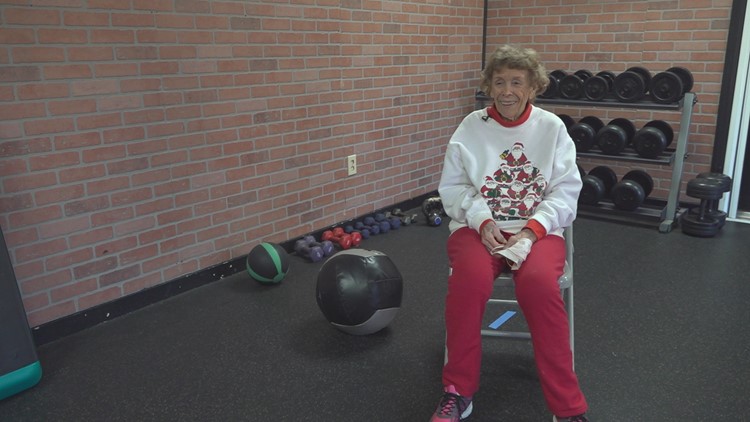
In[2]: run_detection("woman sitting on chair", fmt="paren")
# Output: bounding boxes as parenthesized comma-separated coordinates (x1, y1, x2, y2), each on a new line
(430, 45, 589, 422)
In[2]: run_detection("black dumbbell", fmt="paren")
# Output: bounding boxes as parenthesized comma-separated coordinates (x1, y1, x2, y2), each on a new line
(650, 67, 692, 103)
(541, 70, 569, 99)
(632, 120, 674, 159)
(583, 71, 616, 101)
(294, 238, 324, 262)
(422, 196, 444, 226)
(687, 172, 731, 227)
(559, 69, 593, 100)
(579, 166, 617, 206)
(557, 114, 576, 131)
(613, 66, 651, 102)
(596, 118, 636, 156)
(569, 116, 604, 152)
(681, 177, 725, 237)
(611, 170, 654, 211)
(667, 67, 693, 93)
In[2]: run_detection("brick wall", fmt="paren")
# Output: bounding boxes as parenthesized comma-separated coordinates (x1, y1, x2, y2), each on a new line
(0, 0, 735, 327)
(0, 0, 484, 326)
(485, 0, 733, 199)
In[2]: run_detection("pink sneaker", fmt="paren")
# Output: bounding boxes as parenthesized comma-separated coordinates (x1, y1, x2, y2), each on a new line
(430, 385, 473, 421)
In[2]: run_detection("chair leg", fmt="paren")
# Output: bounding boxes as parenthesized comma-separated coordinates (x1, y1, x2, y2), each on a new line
(566, 285, 575, 371)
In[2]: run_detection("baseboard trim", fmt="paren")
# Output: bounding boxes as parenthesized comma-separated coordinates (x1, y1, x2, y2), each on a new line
(31, 192, 437, 346)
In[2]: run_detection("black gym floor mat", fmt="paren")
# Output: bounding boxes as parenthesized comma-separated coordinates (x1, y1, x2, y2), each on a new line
(1, 216, 749, 421)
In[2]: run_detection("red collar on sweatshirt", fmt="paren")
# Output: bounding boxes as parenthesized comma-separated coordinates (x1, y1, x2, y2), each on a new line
(486, 102, 532, 127)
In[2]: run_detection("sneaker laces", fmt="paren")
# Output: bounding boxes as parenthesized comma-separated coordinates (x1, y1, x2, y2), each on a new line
(566, 415, 588, 422)
(437, 392, 465, 416)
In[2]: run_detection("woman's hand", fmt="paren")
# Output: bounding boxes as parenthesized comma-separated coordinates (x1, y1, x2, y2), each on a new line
(503, 228, 537, 249)
(481, 221, 506, 252)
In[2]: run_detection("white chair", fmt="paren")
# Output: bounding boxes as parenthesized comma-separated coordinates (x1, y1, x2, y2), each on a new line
(480, 225, 576, 368)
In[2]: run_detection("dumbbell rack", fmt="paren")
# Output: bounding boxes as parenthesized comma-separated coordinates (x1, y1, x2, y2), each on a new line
(474, 91, 697, 233)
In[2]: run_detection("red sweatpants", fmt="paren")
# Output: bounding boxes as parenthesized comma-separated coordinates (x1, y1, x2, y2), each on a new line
(442, 227, 587, 417)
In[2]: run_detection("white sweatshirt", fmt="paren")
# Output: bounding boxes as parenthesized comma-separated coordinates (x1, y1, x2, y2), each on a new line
(438, 104, 582, 237)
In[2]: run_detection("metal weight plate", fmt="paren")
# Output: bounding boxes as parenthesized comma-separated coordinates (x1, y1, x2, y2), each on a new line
(613, 71, 646, 102)
(596, 124, 629, 155)
(557, 114, 576, 130)
(688, 206, 727, 227)
(559, 74, 585, 99)
(569, 116, 604, 152)
(579, 175, 605, 205)
(596, 71, 616, 87)
(626, 66, 653, 92)
(579, 115, 604, 133)
(623, 169, 654, 197)
(596, 118, 636, 155)
(611, 179, 646, 211)
(610, 117, 636, 142)
(587, 165, 618, 196)
(644, 120, 674, 146)
(666, 66, 694, 93)
(680, 212, 721, 237)
(685, 178, 724, 200)
(574, 69, 593, 80)
(583, 75, 610, 101)
(550, 69, 568, 81)
(696, 172, 731, 192)
(540, 75, 558, 98)
(650, 71, 684, 103)
(633, 126, 666, 159)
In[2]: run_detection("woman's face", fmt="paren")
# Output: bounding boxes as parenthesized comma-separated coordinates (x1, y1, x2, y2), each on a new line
(490, 67, 535, 121)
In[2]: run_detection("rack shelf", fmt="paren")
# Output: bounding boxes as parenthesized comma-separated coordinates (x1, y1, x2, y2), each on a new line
(474, 91, 698, 232)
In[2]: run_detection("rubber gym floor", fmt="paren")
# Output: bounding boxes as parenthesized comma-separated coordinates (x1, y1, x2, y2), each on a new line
(1, 214, 749, 422)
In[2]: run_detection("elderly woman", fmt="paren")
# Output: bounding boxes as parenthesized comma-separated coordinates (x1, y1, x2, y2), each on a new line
(430, 45, 589, 422)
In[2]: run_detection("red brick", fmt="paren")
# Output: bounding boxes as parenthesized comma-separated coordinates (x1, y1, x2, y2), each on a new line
(34, 184, 85, 206)
(0, 102, 46, 121)
(51, 278, 98, 302)
(111, 12, 156, 27)
(0, 28, 36, 44)
(77, 112, 123, 130)
(58, 164, 106, 184)
(71, 80, 119, 96)
(12, 46, 66, 63)
(86, 175, 130, 196)
(37, 28, 88, 44)
(14, 238, 68, 263)
(156, 14, 196, 29)
(29, 151, 80, 171)
(88, 0, 130, 9)
(68, 46, 114, 61)
(63, 11, 111, 26)
(3, 172, 57, 194)
(90, 30, 135, 44)
(48, 99, 98, 116)
(0, 193, 33, 213)
(24, 117, 75, 136)
(43, 64, 92, 80)
(45, 247, 94, 272)
(20, 269, 72, 295)
(4, 8, 61, 25)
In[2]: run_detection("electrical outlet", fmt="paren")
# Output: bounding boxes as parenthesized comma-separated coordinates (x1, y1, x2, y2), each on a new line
(347, 154, 357, 176)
